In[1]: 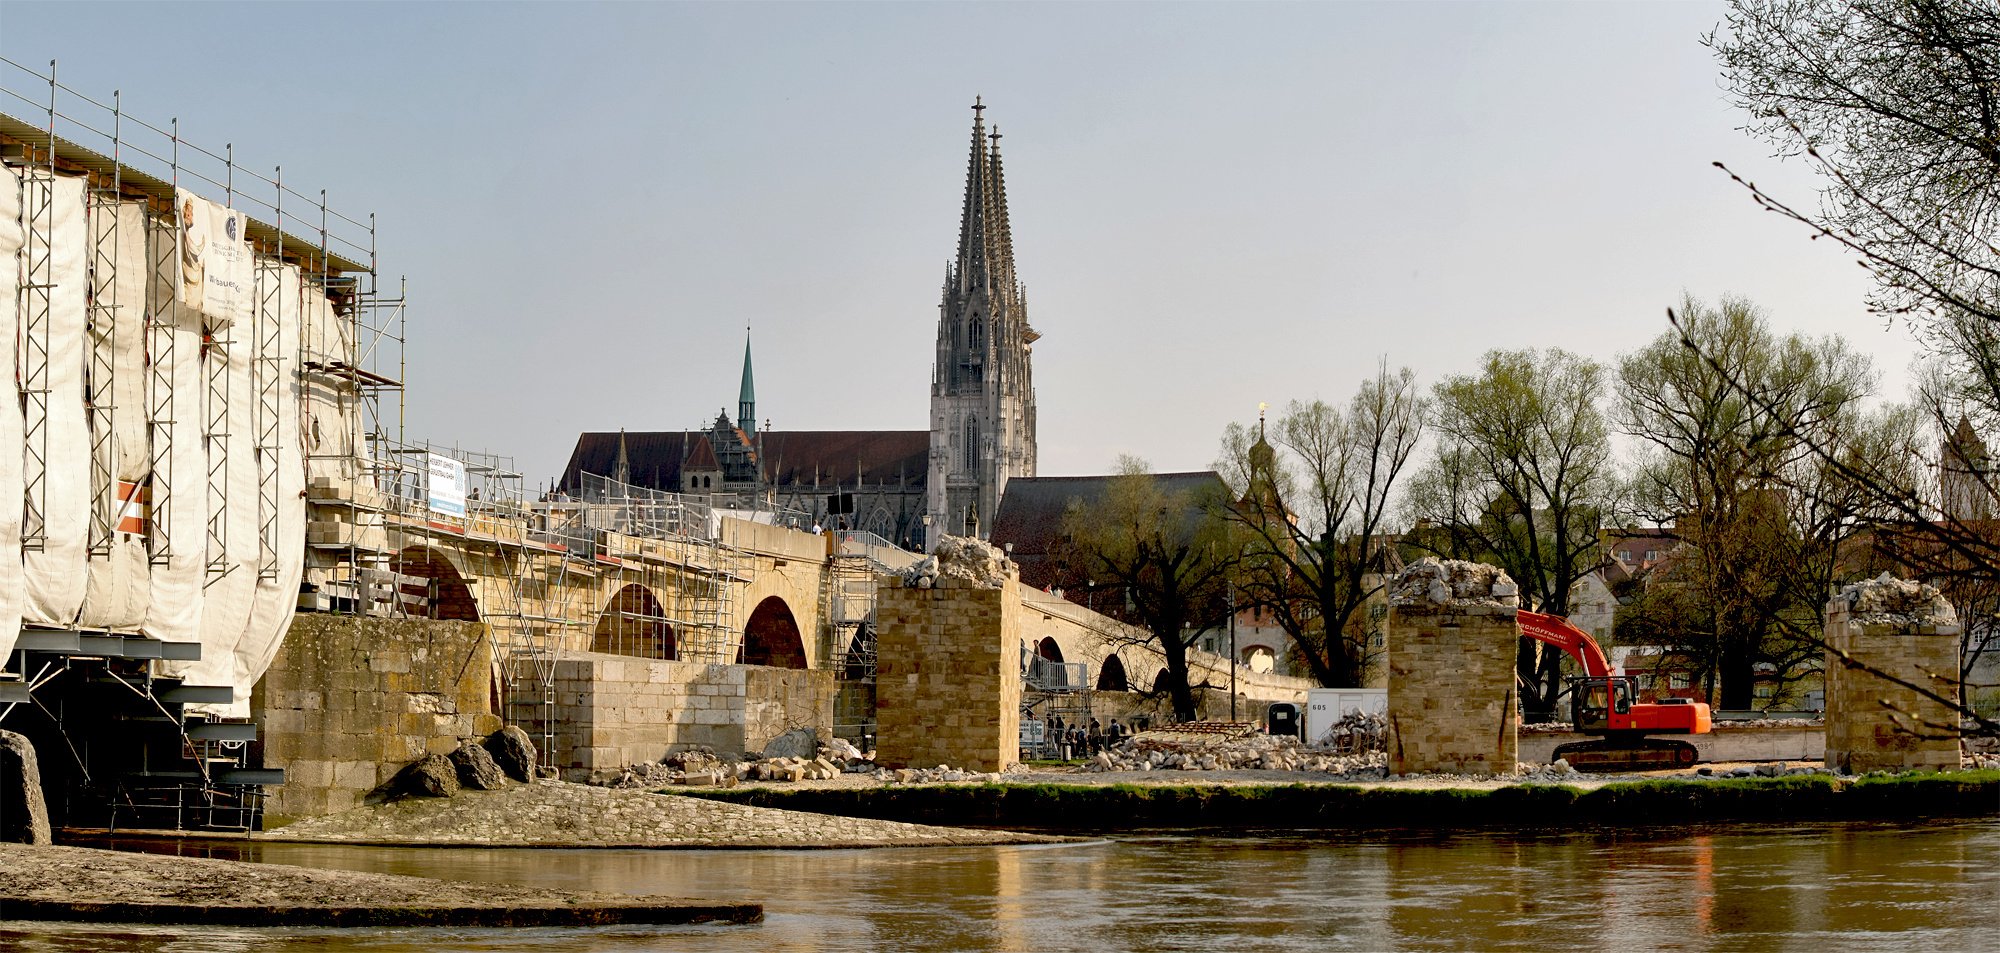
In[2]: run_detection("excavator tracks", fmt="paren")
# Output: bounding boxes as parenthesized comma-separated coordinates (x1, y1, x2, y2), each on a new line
(1552, 737, 1700, 774)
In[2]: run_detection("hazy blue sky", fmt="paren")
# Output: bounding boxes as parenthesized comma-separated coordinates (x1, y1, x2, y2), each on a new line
(0, 2, 1919, 488)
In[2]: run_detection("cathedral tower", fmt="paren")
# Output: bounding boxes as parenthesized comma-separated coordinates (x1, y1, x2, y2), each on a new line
(927, 99, 1039, 550)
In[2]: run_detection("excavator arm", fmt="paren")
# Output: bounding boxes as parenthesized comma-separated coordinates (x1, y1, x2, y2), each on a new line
(1516, 610, 1613, 678)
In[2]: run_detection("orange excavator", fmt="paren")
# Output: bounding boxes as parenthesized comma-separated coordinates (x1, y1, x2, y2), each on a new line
(1518, 611, 1712, 773)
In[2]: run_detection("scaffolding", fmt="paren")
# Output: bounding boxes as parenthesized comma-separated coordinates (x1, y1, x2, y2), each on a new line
(0, 56, 382, 830)
(572, 472, 750, 665)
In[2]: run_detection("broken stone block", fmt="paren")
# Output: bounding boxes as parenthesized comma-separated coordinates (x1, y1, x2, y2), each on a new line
(451, 740, 507, 790)
(0, 730, 50, 845)
(763, 729, 818, 761)
(484, 726, 539, 783)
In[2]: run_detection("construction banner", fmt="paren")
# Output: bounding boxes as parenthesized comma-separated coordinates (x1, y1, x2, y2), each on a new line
(174, 188, 252, 328)
(428, 453, 467, 517)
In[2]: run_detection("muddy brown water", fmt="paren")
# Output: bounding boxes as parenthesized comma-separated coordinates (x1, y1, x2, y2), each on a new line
(8, 820, 2000, 951)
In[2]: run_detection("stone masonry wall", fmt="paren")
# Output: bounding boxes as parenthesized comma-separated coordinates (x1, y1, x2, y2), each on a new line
(875, 578, 1022, 772)
(254, 617, 501, 823)
(514, 653, 834, 781)
(1824, 576, 1961, 773)
(1386, 559, 1520, 775)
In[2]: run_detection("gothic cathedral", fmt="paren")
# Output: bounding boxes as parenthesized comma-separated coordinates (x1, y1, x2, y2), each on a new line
(927, 99, 1039, 550)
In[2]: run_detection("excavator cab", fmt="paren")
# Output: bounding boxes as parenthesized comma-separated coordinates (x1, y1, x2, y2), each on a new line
(1569, 676, 1635, 733)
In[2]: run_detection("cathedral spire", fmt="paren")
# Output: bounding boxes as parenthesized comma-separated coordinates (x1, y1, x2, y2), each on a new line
(738, 327, 756, 436)
(929, 99, 1039, 550)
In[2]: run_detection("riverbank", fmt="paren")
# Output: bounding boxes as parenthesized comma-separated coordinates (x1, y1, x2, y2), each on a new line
(0, 842, 760, 927)
(236, 778, 1059, 848)
(679, 769, 2000, 831)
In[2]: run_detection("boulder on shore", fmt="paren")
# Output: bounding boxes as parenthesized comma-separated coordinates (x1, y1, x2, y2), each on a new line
(451, 740, 507, 790)
(0, 730, 50, 845)
(392, 753, 461, 798)
(485, 726, 539, 783)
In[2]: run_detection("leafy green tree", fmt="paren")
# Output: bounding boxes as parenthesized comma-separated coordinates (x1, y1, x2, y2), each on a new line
(1402, 348, 1618, 717)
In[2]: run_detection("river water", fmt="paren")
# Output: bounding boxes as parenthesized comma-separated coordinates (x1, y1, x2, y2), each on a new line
(8, 820, 2000, 952)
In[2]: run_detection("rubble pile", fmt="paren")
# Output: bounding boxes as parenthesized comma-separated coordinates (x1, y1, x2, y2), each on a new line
(1835, 573, 1956, 626)
(1314, 711, 1389, 753)
(871, 764, 1025, 784)
(1694, 761, 1838, 778)
(1078, 732, 1390, 778)
(1388, 558, 1520, 608)
(598, 739, 883, 789)
(899, 535, 1017, 590)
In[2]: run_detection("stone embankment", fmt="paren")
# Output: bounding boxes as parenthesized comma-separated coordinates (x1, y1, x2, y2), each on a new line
(0, 842, 759, 926)
(259, 779, 1057, 848)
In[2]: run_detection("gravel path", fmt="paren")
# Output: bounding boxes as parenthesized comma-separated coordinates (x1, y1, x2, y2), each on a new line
(0, 842, 759, 926)
(259, 779, 1061, 848)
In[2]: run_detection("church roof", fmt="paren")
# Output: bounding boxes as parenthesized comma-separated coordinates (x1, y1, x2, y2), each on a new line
(739, 334, 755, 405)
(990, 472, 1228, 556)
(684, 434, 719, 470)
(759, 432, 929, 486)
(558, 430, 929, 494)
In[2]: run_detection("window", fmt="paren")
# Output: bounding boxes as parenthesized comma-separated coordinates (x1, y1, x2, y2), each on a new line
(961, 417, 980, 472)
(1669, 673, 1691, 690)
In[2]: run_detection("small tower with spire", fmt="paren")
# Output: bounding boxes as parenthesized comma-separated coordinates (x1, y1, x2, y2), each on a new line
(926, 97, 1040, 550)
(739, 328, 757, 437)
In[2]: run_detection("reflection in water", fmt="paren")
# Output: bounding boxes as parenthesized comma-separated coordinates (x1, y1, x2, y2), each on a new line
(8, 820, 2000, 952)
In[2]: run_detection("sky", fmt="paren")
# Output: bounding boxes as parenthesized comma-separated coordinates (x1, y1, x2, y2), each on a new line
(0, 2, 1924, 488)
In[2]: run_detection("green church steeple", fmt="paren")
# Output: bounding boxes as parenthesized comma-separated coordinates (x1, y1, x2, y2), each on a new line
(738, 328, 756, 435)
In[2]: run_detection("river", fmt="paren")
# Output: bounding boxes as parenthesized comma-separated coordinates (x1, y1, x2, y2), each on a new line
(7, 820, 2000, 952)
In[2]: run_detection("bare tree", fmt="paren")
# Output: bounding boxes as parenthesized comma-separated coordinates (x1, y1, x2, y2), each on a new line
(1217, 360, 1426, 688)
(1059, 456, 1244, 722)
(1700, 0, 2000, 734)
(1402, 348, 1619, 717)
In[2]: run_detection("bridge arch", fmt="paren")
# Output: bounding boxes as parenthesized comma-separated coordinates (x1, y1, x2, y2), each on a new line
(1096, 653, 1128, 691)
(1036, 637, 1064, 663)
(592, 584, 675, 659)
(387, 546, 479, 621)
(740, 596, 807, 669)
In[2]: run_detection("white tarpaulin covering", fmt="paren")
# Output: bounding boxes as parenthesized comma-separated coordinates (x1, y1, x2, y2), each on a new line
(174, 188, 252, 330)
(22, 175, 90, 627)
(145, 219, 209, 650)
(230, 263, 307, 715)
(79, 199, 153, 630)
(302, 275, 356, 484)
(0, 166, 25, 657)
(179, 278, 260, 700)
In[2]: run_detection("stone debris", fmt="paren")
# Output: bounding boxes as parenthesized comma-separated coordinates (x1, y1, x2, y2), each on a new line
(1693, 761, 1839, 779)
(595, 741, 885, 789)
(1521, 717, 1826, 732)
(871, 762, 1030, 785)
(1315, 711, 1390, 754)
(898, 535, 1017, 590)
(1834, 573, 1956, 626)
(1389, 557, 1519, 608)
(1077, 728, 1391, 779)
